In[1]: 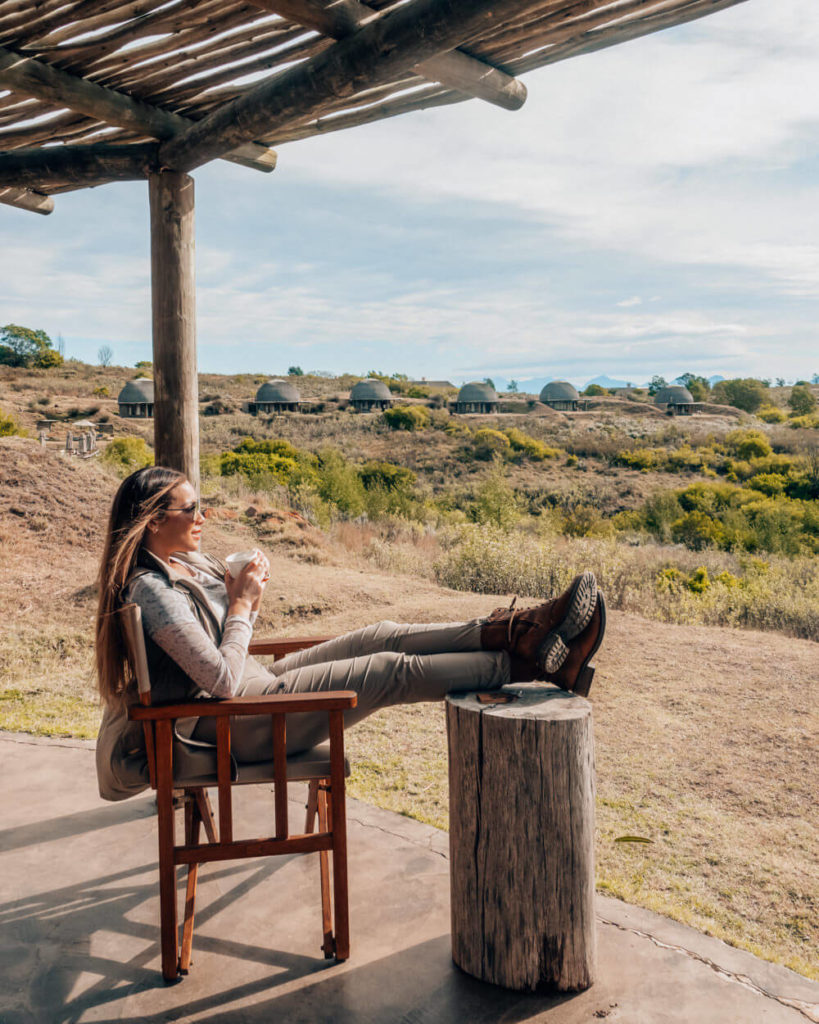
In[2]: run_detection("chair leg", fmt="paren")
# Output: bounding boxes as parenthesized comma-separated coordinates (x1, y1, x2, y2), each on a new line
(305, 778, 319, 834)
(155, 722, 179, 982)
(194, 787, 218, 844)
(317, 782, 334, 959)
(179, 792, 202, 974)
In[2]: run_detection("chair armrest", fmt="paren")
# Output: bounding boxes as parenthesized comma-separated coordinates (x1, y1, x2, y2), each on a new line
(129, 690, 357, 721)
(248, 636, 335, 656)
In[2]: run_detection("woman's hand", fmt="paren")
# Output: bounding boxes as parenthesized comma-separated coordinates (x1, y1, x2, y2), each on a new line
(224, 549, 269, 617)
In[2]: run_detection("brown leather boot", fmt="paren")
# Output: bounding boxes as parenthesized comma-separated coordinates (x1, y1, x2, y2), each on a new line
(545, 591, 606, 696)
(480, 572, 598, 677)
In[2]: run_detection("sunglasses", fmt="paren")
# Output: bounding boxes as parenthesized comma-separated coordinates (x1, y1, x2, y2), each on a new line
(165, 502, 209, 519)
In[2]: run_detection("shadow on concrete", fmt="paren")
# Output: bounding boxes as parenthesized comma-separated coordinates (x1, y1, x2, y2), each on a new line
(0, 796, 156, 853)
(0, 851, 575, 1024)
(0, 853, 333, 1024)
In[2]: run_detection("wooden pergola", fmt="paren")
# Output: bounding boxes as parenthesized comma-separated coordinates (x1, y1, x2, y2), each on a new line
(0, 0, 747, 487)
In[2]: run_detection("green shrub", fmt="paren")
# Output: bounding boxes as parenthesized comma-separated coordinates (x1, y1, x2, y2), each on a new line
(671, 510, 726, 549)
(472, 428, 511, 460)
(788, 385, 817, 416)
(359, 461, 416, 492)
(315, 449, 366, 517)
(0, 407, 25, 436)
(616, 447, 661, 471)
(687, 566, 710, 593)
(711, 378, 766, 413)
(469, 460, 519, 529)
(504, 428, 560, 461)
(383, 405, 430, 431)
(757, 404, 786, 423)
(788, 414, 819, 430)
(726, 428, 772, 459)
(748, 473, 788, 496)
(101, 437, 154, 474)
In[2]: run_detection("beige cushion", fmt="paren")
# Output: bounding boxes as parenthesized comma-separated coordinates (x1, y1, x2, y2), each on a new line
(173, 741, 350, 787)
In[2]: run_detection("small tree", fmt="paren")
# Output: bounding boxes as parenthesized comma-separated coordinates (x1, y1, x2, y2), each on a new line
(584, 383, 606, 396)
(98, 344, 114, 367)
(678, 373, 710, 402)
(648, 375, 667, 396)
(788, 385, 817, 416)
(135, 360, 152, 370)
(288, 366, 304, 376)
(507, 380, 519, 393)
(711, 378, 766, 413)
(0, 324, 63, 368)
(483, 377, 496, 390)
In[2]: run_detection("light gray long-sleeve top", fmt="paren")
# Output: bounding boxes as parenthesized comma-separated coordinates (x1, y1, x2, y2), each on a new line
(124, 560, 258, 699)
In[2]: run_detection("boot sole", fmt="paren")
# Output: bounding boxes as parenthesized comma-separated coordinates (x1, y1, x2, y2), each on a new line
(571, 592, 607, 698)
(537, 572, 598, 674)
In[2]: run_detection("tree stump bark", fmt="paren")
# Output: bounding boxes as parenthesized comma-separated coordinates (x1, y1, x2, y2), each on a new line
(446, 686, 596, 992)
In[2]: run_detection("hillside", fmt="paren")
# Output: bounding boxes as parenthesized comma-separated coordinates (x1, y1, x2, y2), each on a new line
(0, 434, 817, 982)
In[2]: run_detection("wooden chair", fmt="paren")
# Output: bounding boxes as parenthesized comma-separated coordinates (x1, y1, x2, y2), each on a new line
(119, 603, 356, 982)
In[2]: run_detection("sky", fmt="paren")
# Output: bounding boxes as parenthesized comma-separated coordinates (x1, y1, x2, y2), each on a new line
(1, 0, 818, 388)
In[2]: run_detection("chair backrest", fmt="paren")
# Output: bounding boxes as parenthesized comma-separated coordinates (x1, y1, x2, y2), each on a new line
(119, 603, 152, 707)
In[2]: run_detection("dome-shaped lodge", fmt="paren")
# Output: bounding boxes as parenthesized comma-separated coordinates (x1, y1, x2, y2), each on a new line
(118, 377, 154, 418)
(454, 381, 499, 414)
(539, 380, 580, 411)
(654, 385, 694, 415)
(350, 378, 393, 412)
(253, 378, 301, 413)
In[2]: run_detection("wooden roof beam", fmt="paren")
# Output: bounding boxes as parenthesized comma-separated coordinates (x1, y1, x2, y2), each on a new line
(0, 46, 277, 173)
(250, 0, 526, 111)
(160, 0, 546, 173)
(0, 184, 54, 214)
(0, 141, 157, 188)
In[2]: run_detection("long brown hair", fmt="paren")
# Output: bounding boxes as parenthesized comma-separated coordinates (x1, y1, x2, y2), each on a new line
(95, 466, 185, 705)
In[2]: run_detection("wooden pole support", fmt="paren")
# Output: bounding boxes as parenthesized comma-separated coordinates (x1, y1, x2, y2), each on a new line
(446, 687, 596, 992)
(148, 171, 199, 493)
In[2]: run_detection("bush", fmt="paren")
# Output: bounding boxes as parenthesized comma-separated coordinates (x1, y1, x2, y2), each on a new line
(93, 386, 110, 397)
(712, 378, 766, 413)
(758, 404, 786, 423)
(504, 427, 560, 461)
(383, 405, 430, 431)
(726, 428, 772, 459)
(469, 460, 519, 529)
(616, 447, 661, 471)
(359, 461, 416, 492)
(472, 428, 511, 460)
(0, 407, 25, 436)
(672, 510, 725, 550)
(788, 385, 817, 416)
(748, 473, 788, 496)
(788, 415, 819, 430)
(101, 437, 153, 474)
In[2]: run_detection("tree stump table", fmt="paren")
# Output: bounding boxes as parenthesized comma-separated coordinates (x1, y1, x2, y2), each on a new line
(446, 686, 596, 992)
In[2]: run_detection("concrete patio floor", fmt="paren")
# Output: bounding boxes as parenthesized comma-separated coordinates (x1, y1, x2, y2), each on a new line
(1, 732, 817, 1024)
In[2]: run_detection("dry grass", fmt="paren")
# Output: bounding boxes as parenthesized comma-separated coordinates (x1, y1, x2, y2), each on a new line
(1, 403, 818, 982)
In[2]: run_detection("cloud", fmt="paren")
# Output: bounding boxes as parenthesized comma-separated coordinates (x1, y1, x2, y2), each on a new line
(2, 0, 818, 383)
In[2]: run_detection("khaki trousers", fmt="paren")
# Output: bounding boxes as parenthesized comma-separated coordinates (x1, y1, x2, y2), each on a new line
(194, 619, 509, 761)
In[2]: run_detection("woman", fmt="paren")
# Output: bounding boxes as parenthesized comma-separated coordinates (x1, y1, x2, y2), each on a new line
(95, 467, 606, 800)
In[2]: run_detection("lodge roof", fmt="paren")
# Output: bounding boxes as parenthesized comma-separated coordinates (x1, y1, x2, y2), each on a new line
(654, 385, 694, 405)
(0, 0, 748, 212)
(457, 381, 498, 403)
(540, 380, 579, 402)
(118, 377, 154, 403)
(350, 378, 392, 401)
(256, 378, 300, 403)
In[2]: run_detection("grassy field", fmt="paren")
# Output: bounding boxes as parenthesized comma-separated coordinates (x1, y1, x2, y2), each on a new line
(1, 363, 818, 982)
